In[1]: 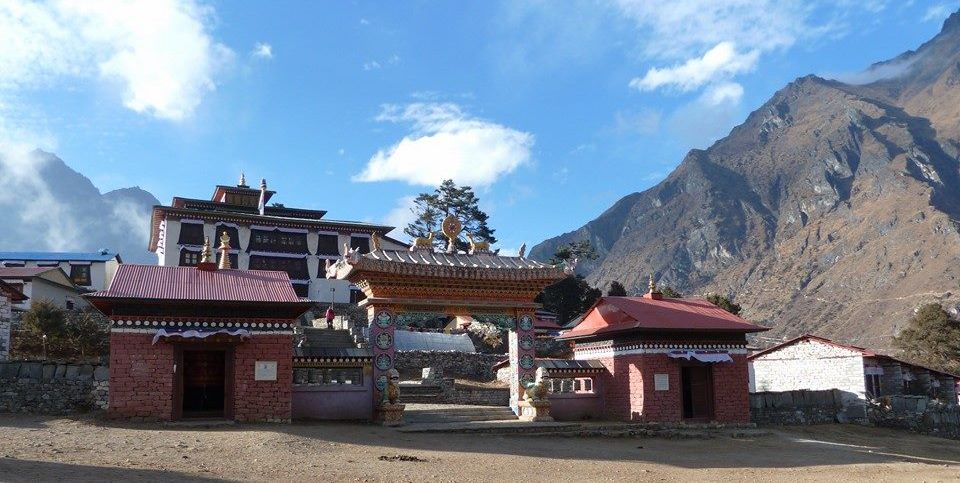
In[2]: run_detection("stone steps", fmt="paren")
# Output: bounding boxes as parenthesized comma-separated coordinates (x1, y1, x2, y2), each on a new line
(403, 404, 518, 424)
(301, 328, 356, 348)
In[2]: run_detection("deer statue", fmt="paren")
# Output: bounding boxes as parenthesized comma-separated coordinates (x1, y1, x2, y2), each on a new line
(410, 232, 435, 251)
(466, 233, 491, 254)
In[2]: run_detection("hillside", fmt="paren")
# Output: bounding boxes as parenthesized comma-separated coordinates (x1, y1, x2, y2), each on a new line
(531, 12, 960, 350)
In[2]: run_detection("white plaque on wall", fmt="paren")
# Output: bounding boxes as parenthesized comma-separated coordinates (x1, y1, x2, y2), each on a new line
(654, 373, 669, 391)
(255, 361, 278, 381)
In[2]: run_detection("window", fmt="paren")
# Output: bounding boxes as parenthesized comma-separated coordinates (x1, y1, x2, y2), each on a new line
(69, 265, 91, 286)
(249, 255, 309, 279)
(350, 236, 370, 254)
(178, 223, 205, 245)
(180, 250, 200, 267)
(317, 234, 339, 256)
(350, 288, 366, 304)
(292, 282, 309, 298)
(865, 374, 882, 397)
(249, 229, 308, 253)
(1, 261, 24, 267)
(214, 225, 240, 249)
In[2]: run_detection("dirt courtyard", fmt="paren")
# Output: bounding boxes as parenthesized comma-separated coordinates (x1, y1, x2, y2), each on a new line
(0, 415, 959, 482)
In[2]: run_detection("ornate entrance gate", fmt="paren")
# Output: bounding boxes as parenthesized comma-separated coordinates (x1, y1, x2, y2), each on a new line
(326, 217, 565, 417)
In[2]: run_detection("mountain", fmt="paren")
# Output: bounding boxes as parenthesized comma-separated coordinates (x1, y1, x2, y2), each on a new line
(0, 150, 160, 264)
(531, 12, 960, 351)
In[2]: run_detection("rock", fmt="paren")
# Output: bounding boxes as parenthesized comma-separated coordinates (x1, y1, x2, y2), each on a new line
(77, 365, 95, 381)
(93, 366, 109, 381)
(19, 362, 43, 380)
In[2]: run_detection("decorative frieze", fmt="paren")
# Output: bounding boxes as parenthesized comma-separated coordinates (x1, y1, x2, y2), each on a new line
(573, 342, 748, 359)
(110, 319, 294, 332)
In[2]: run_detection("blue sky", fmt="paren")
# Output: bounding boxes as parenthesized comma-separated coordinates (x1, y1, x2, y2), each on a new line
(0, 0, 956, 255)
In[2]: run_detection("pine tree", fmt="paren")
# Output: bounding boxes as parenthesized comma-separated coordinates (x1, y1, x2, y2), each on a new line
(536, 276, 602, 326)
(548, 240, 598, 265)
(607, 281, 627, 296)
(706, 294, 742, 315)
(895, 304, 960, 375)
(405, 179, 496, 252)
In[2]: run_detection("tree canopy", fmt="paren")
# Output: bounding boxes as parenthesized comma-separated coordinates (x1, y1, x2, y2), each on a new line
(706, 294, 742, 316)
(536, 276, 602, 326)
(548, 240, 598, 265)
(405, 179, 496, 252)
(895, 303, 960, 375)
(12, 299, 108, 361)
(660, 286, 682, 298)
(607, 281, 627, 296)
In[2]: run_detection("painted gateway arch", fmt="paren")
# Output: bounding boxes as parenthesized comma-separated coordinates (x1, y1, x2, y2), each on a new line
(325, 216, 566, 418)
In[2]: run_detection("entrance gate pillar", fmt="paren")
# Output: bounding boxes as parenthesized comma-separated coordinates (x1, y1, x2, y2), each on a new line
(367, 305, 396, 414)
(509, 310, 538, 414)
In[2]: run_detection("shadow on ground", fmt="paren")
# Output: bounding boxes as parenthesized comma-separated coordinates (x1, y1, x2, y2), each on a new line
(0, 458, 227, 482)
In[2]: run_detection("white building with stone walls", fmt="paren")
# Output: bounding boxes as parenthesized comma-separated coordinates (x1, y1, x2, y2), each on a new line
(749, 335, 959, 415)
(0, 280, 28, 361)
(148, 176, 408, 303)
(0, 250, 121, 293)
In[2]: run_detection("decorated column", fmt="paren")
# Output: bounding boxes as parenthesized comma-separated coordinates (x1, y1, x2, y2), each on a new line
(368, 305, 403, 424)
(509, 310, 538, 414)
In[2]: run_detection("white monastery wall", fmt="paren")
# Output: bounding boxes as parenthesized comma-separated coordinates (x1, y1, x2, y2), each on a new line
(750, 339, 867, 400)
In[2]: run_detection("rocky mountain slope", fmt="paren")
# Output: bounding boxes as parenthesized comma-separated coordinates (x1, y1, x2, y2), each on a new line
(531, 13, 960, 350)
(0, 150, 159, 264)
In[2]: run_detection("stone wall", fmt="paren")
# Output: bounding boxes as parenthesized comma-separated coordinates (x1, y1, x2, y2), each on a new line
(394, 351, 504, 381)
(0, 361, 109, 414)
(0, 294, 11, 361)
(870, 395, 960, 439)
(750, 389, 846, 425)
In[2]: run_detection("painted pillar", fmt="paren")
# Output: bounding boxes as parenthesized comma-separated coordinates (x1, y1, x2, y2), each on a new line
(367, 305, 396, 418)
(509, 310, 538, 415)
(0, 294, 11, 361)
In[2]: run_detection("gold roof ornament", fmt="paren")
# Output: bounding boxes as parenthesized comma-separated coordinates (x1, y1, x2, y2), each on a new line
(238, 172, 247, 187)
(371, 232, 382, 252)
(218, 231, 232, 269)
(648, 274, 657, 293)
(441, 215, 462, 253)
(466, 233, 491, 255)
(200, 236, 213, 264)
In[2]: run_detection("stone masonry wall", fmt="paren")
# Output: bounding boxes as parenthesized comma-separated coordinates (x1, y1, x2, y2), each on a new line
(394, 351, 504, 381)
(0, 361, 108, 414)
(109, 332, 175, 420)
(0, 294, 11, 361)
(750, 339, 867, 418)
(750, 389, 845, 425)
(233, 334, 293, 423)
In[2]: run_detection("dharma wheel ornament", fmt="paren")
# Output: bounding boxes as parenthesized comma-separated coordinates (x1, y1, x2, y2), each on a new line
(441, 215, 462, 253)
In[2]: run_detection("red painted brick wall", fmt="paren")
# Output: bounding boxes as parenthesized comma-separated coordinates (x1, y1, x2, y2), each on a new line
(109, 332, 175, 420)
(710, 354, 750, 423)
(595, 351, 751, 423)
(233, 334, 293, 423)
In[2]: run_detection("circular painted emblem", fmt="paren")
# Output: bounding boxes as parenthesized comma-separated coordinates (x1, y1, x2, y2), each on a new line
(441, 215, 463, 240)
(376, 332, 394, 350)
(376, 353, 393, 371)
(519, 373, 535, 386)
(520, 334, 534, 350)
(376, 375, 388, 391)
(520, 354, 535, 370)
(519, 315, 534, 331)
(376, 312, 393, 328)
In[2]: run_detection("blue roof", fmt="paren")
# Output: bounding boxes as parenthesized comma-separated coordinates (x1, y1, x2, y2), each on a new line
(0, 250, 121, 262)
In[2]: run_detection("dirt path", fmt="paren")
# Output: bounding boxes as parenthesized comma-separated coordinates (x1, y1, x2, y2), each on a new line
(1, 415, 959, 482)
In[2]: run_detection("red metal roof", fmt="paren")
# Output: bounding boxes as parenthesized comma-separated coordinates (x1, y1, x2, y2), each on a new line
(559, 296, 766, 340)
(88, 264, 303, 302)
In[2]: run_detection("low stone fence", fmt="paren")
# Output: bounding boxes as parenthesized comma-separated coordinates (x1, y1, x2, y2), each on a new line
(0, 361, 108, 414)
(394, 351, 504, 381)
(749, 389, 847, 425)
(869, 395, 960, 439)
(446, 385, 510, 406)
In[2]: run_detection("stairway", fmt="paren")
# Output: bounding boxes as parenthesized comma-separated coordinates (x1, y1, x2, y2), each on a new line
(301, 328, 356, 348)
(402, 404, 519, 424)
(398, 383, 444, 403)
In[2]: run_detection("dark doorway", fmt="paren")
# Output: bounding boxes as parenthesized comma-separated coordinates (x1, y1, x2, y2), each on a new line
(681, 365, 714, 420)
(182, 350, 226, 418)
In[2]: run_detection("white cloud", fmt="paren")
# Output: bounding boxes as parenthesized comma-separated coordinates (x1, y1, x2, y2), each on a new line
(355, 103, 534, 187)
(923, 3, 955, 22)
(252, 42, 273, 59)
(667, 83, 743, 149)
(382, 195, 417, 237)
(363, 60, 382, 71)
(701, 82, 744, 106)
(829, 56, 919, 84)
(0, 0, 233, 121)
(630, 42, 758, 92)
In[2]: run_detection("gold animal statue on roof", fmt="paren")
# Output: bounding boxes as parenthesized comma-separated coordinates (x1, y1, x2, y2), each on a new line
(410, 232, 434, 251)
(466, 233, 490, 254)
(371, 232, 382, 251)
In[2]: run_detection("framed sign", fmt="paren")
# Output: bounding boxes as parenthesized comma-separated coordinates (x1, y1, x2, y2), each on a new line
(654, 373, 669, 391)
(255, 361, 278, 381)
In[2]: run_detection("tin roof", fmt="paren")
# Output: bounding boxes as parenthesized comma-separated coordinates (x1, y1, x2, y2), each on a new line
(0, 267, 76, 290)
(559, 296, 767, 340)
(0, 280, 27, 302)
(0, 250, 120, 262)
(88, 264, 303, 302)
(331, 249, 565, 282)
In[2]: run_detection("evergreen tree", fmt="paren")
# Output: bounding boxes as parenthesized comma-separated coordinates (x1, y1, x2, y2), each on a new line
(607, 281, 627, 296)
(895, 304, 960, 375)
(536, 276, 602, 326)
(405, 179, 496, 252)
(660, 286, 682, 298)
(548, 240, 598, 265)
(706, 294, 742, 315)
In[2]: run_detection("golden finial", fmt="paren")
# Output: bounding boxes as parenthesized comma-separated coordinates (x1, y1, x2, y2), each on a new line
(238, 172, 247, 187)
(200, 236, 212, 263)
(648, 274, 656, 293)
(260, 178, 267, 190)
(218, 231, 232, 269)
(371, 232, 382, 252)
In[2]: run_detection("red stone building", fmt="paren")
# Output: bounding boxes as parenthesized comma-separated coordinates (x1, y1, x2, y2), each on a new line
(86, 260, 312, 422)
(559, 283, 766, 423)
